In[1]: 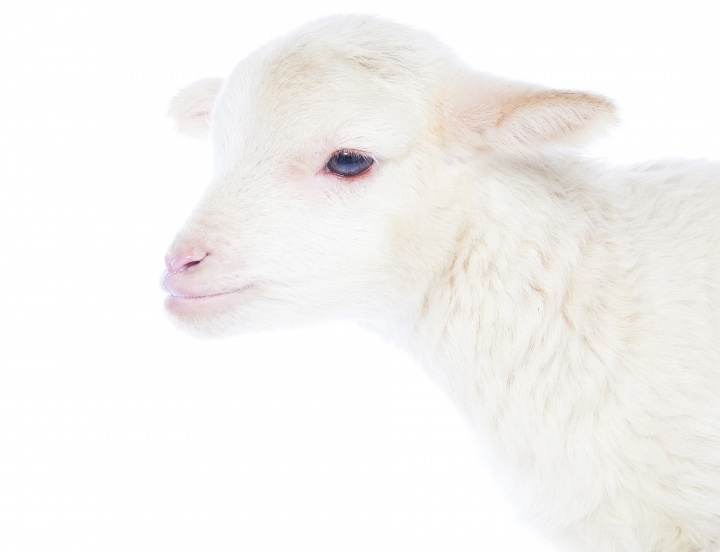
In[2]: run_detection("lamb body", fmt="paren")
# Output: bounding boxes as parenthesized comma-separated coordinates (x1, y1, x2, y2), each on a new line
(163, 16, 720, 551)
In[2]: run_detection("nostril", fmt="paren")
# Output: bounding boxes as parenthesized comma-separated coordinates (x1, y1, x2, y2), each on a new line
(166, 252, 208, 274)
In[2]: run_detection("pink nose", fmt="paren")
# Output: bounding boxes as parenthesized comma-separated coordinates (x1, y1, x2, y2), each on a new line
(165, 252, 207, 274)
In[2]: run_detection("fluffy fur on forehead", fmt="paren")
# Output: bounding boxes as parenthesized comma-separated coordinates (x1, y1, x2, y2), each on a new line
(216, 14, 458, 126)
(261, 15, 456, 86)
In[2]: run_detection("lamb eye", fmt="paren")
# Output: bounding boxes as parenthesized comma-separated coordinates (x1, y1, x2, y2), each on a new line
(325, 150, 374, 177)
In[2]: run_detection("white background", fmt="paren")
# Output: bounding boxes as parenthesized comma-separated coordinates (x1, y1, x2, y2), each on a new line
(1, 1, 717, 551)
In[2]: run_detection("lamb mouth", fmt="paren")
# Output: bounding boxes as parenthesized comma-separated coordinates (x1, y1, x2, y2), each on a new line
(165, 285, 253, 318)
(170, 286, 250, 300)
(168, 284, 254, 300)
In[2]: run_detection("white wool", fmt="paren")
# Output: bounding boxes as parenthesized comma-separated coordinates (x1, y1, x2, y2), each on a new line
(164, 15, 720, 552)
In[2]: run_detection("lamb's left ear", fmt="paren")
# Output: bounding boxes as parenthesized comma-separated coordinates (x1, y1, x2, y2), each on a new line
(168, 78, 224, 139)
(451, 74, 618, 152)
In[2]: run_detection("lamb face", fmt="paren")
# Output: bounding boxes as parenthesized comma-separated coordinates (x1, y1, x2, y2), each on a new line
(163, 18, 453, 336)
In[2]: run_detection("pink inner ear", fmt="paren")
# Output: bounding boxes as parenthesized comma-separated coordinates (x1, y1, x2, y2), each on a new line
(193, 110, 210, 120)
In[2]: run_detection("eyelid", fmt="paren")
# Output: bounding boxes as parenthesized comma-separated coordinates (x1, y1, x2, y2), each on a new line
(336, 148, 369, 156)
(328, 148, 374, 163)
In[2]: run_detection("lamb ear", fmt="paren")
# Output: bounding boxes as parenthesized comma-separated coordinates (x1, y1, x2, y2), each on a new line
(453, 76, 617, 152)
(168, 78, 224, 138)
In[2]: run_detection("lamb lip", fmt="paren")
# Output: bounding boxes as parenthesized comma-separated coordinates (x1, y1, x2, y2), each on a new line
(168, 284, 253, 300)
(171, 291, 229, 299)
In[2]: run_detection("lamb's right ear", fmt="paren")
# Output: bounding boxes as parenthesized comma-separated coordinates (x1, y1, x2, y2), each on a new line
(168, 78, 224, 139)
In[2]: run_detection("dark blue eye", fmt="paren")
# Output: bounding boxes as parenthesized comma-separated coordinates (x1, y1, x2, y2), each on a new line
(325, 150, 374, 177)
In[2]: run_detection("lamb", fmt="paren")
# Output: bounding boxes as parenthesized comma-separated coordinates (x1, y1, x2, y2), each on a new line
(162, 15, 720, 551)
